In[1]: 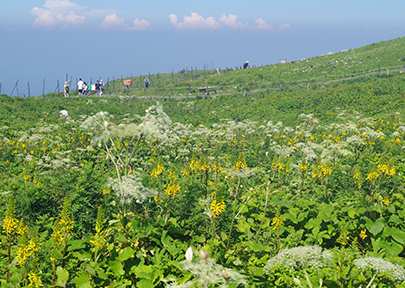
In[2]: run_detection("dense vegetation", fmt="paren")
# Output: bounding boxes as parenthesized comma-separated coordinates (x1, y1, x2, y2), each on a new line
(1, 37, 405, 287)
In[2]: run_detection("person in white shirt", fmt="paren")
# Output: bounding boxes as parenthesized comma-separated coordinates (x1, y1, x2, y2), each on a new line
(77, 78, 85, 95)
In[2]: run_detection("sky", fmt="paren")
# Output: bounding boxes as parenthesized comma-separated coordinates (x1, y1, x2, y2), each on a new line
(1, 0, 405, 96)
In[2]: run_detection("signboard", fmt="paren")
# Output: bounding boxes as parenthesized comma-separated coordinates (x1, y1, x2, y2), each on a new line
(123, 79, 132, 86)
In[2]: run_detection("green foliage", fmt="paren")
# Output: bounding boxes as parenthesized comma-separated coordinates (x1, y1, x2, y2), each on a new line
(2, 37, 405, 287)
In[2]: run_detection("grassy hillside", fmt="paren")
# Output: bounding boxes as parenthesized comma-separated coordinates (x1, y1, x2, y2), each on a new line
(50, 36, 405, 97)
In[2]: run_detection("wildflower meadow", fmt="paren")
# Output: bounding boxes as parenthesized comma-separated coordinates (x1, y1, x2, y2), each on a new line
(1, 37, 405, 287)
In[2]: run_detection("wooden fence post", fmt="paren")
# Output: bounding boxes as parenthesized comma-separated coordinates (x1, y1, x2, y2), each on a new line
(43, 78, 45, 99)
(266, 87, 269, 93)
(27, 82, 30, 97)
(0, 83, 2, 95)
(280, 84, 283, 91)
(373, 70, 375, 77)
(255, 81, 257, 87)
(244, 90, 246, 98)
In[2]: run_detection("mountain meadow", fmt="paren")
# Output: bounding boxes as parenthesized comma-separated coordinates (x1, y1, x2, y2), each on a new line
(1, 37, 405, 287)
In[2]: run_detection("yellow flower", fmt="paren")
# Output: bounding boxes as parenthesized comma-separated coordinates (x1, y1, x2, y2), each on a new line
(151, 162, 165, 178)
(366, 172, 379, 182)
(299, 162, 307, 172)
(210, 199, 226, 217)
(382, 198, 389, 206)
(102, 188, 110, 195)
(165, 183, 180, 196)
(359, 229, 367, 240)
(353, 171, 361, 180)
(272, 215, 283, 230)
(182, 170, 190, 178)
(28, 272, 43, 287)
(3, 215, 19, 234)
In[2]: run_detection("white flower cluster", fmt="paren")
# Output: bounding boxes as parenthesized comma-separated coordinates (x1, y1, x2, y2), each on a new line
(164, 250, 247, 288)
(354, 257, 405, 282)
(80, 111, 113, 131)
(264, 246, 333, 273)
(106, 174, 157, 205)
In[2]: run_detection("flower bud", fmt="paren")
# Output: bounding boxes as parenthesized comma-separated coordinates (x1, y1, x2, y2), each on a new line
(222, 268, 231, 281)
(199, 249, 209, 260)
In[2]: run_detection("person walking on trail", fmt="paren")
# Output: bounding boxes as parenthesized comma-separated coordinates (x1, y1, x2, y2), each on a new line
(243, 61, 249, 69)
(87, 82, 91, 95)
(63, 81, 69, 97)
(144, 78, 150, 89)
(77, 78, 84, 95)
(95, 80, 101, 97)
(100, 79, 104, 95)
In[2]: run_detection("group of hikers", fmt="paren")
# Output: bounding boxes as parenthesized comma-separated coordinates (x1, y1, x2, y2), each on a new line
(61, 63, 248, 98)
(63, 78, 104, 97)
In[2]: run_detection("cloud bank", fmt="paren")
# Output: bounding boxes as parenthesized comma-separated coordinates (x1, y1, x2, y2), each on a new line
(169, 12, 287, 31)
(31, 0, 86, 28)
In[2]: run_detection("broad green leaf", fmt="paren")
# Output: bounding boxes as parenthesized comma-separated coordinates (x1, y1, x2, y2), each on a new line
(246, 241, 270, 252)
(109, 261, 125, 276)
(387, 241, 403, 257)
(366, 218, 385, 236)
(390, 227, 405, 244)
(137, 279, 153, 288)
(116, 247, 135, 262)
(56, 267, 69, 287)
(347, 206, 357, 218)
(75, 272, 91, 288)
(52, 249, 63, 260)
(67, 239, 86, 251)
(193, 235, 206, 243)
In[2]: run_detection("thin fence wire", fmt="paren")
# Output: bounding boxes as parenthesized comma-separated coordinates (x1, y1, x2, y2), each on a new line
(4, 64, 405, 99)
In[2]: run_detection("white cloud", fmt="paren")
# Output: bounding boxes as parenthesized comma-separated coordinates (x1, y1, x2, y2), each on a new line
(169, 12, 220, 30)
(279, 23, 292, 31)
(219, 14, 248, 29)
(128, 19, 151, 30)
(254, 18, 274, 30)
(101, 14, 125, 29)
(31, 0, 86, 28)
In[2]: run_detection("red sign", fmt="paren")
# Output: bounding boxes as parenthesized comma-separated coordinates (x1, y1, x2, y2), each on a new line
(123, 79, 132, 86)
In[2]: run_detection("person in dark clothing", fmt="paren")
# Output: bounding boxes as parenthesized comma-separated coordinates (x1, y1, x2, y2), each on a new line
(95, 80, 101, 97)
(243, 61, 249, 69)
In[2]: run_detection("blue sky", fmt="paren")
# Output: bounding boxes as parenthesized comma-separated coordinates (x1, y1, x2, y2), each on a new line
(1, 0, 405, 96)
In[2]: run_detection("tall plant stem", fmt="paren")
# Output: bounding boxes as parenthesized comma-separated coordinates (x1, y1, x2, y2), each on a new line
(255, 182, 271, 243)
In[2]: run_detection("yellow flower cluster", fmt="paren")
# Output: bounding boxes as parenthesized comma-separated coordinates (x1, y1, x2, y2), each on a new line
(165, 183, 180, 196)
(359, 229, 367, 240)
(272, 215, 284, 230)
(169, 170, 176, 180)
(151, 162, 165, 178)
(182, 170, 190, 178)
(382, 198, 390, 206)
(378, 163, 396, 177)
(3, 215, 19, 234)
(210, 199, 226, 217)
(28, 272, 43, 287)
(312, 163, 332, 178)
(366, 171, 379, 182)
(299, 162, 307, 172)
(213, 162, 222, 173)
(233, 153, 247, 171)
(189, 159, 200, 171)
(199, 161, 211, 172)
(102, 188, 110, 195)
(90, 233, 106, 247)
(353, 171, 361, 180)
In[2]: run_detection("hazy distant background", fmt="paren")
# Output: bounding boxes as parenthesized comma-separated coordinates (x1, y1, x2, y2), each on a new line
(1, 0, 404, 96)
